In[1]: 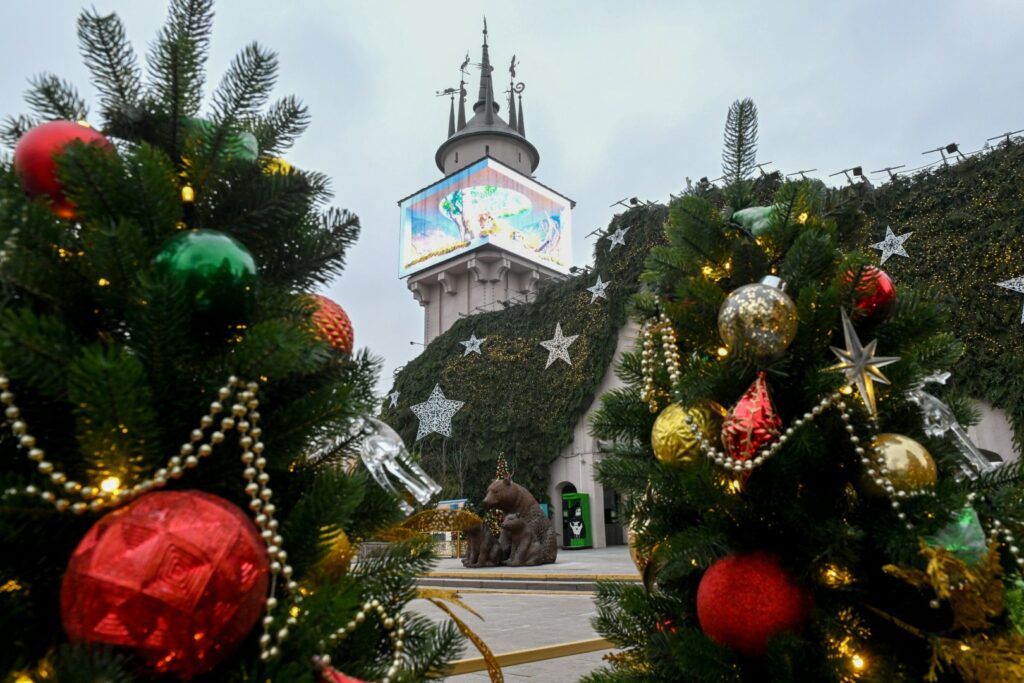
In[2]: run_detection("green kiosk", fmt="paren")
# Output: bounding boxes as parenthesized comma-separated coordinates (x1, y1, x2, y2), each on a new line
(561, 492, 593, 549)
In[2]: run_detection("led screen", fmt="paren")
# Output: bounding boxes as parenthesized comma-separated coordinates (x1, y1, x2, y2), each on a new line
(399, 158, 572, 277)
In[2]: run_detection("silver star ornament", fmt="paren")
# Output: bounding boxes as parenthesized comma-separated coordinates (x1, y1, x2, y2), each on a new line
(829, 309, 900, 416)
(608, 226, 628, 250)
(586, 275, 610, 303)
(410, 384, 464, 440)
(387, 390, 400, 408)
(459, 332, 486, 355)
(996, 276, 1024, 324)
(540, 322, 579, 368)
(870, 225, 912, 265)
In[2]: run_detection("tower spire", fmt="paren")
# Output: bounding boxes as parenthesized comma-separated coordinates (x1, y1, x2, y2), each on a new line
(457, 54, 469, 131)
(447, 94, 456, 138)
(507, 55, 518, 131)
(474, 17, 498, 123)
(517, 92, 525, 136)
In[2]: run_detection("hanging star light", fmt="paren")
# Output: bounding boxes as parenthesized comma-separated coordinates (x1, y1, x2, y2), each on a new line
(540, 322, 579, 368)
(829, 309, 900, 415)
(387, 391, 400, 408)
(459, 332, 486, 355)
(410, 384, 464, 440)
(870, 225, 913, 265)
(586, 275, 610, 303)
(608, 226, 629, 250)
(996, 276, 1024, 324)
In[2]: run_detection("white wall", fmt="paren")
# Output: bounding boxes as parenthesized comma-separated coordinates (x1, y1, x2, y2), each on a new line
(548, 320, 639, 549)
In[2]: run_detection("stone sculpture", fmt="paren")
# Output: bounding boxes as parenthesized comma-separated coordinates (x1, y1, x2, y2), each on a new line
(480, 477, 558, 566)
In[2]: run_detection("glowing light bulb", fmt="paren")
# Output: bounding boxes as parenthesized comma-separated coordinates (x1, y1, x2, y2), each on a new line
(15, 674, 34, 683)
(798, 212, 809, 224)
(716, 347, 729, 358)
(100, 476, 121, 494)
(840, 385, 854, 395)
(181, 185, 195, 203)
(851, 654, 865, 670)
(97, 278, 110, 287)
(701, 265, 714, 278)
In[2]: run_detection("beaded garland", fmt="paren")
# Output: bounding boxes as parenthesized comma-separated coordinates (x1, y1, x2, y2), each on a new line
(640, 314, 682, 413)
(0, 372, 411, 679)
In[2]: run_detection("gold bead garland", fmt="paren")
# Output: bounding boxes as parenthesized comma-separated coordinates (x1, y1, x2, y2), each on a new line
(315, 599, 407, 683)
(641, 314, 682, 413)
(680, 391, 937, 529)
(1, 371, 413, 675)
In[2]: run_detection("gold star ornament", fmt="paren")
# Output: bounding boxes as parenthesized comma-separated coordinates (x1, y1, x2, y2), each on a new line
(829, 309, 900, 415)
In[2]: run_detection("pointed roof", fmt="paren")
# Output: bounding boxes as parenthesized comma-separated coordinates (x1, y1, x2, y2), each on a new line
(447, 96, 456, 138)
(436, 20, 539, 173)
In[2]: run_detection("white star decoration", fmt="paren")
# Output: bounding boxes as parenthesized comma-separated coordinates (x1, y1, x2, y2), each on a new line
(829, 309, 900, 416)
(870, 225, 913, 265)
(387, 391, 400, 408)
(608, 226, 629, 250)
(586, 275, 610, 303)
(459, 332, 486, 355)
(540, 322, 579, 368)
(997, 276, 1024, 324)
(410, 384, 464, 441)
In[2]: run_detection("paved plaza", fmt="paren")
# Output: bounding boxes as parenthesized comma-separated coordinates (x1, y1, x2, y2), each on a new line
(412, 546, 636, 682)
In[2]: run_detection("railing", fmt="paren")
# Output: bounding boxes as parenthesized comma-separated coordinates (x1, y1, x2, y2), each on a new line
(448, 637, 615, 676)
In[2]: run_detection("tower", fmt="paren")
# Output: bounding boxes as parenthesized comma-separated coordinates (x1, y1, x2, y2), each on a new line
(398, 21, 574, 344)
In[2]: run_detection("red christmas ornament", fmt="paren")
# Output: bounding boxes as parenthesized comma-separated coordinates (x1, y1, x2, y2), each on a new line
(721, 371, 782, 461)
(13, 120, 112, 219)
(61, 491, 269, 680)
(697, 552, 810, 657)
(846, 266, 896, 324)
(312, 294, 354, 354)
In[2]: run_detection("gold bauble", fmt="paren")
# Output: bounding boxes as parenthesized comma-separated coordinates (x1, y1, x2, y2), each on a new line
(717, 276, 798, 357)
(862, 433, 937, 496)
(651, 402, 727, 464)
(264, 157, 293, 175)
(313, 528, 354, 580)
(627, 527, 650, 574)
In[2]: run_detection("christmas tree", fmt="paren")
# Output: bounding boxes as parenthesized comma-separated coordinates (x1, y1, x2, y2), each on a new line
(586, 101, 1024, 681)
(0, 2, 462, 681)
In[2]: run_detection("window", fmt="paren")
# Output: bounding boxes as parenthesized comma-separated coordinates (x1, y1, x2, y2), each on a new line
(485, 144, 490, 155)
(519, 151, 522, 162)
(454, 151, 458, 163)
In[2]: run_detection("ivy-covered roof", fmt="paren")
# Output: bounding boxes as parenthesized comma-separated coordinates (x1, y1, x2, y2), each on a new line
(389, 139, 1024, 506)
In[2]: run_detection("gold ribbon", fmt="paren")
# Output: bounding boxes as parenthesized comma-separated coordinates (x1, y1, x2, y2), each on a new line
(418, 588, 502, 683)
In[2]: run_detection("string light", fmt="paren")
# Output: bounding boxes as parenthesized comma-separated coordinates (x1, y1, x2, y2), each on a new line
(97, 278, 110, 287)
(14, 674, 33, 683)
(798, 211, 809, 224)
(181, 185, 195, 203)
(99, 476, 121, 494)
(851, 653, 866, 670)
(821, 563, 854, 587)
(840, 385, 854, 395)
(716, 346, 729, 358)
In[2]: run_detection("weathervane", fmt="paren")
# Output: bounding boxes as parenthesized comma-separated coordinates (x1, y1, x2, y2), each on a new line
(507, 55, 525, 97)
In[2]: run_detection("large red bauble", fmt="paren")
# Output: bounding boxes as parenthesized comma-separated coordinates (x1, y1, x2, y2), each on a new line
(13, 120, 112, 219)
(721, 371, 782, 461)
(697, 552, 810, 657)
(846, 266, 896, 324)
(312, 294, 354, 354)
(61, 491, 269, 680)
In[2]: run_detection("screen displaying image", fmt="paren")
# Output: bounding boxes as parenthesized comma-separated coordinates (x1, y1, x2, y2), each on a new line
(399, 158, 572, 277)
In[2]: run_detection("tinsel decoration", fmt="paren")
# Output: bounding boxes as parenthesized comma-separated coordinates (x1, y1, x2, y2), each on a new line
(313, 528, 355, 582)
(721, 371, 782, 462)
(879, 541, 1024, 682)
(420, 591, 503, 682)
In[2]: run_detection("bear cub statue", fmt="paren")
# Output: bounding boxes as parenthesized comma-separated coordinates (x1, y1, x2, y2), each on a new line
(482, 477, 557, 566)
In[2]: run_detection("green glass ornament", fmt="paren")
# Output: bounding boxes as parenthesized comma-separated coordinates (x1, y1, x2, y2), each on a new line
(184, 117, 259, 162)
(732, 205, 776, 236)
(926, 507, 987, 566)
(153, 230, 257, 330)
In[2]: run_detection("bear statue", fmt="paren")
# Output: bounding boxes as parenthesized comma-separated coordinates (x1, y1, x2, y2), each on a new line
(482, 477, 557, 566)
(462, 521, 505, 567)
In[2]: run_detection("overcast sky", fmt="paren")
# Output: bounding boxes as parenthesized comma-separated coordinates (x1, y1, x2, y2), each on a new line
(3, 1, 1023, 395)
